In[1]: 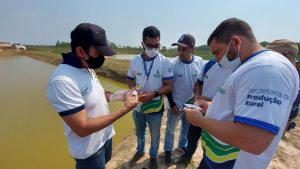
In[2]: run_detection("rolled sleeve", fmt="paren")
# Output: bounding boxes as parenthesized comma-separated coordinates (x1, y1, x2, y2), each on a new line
(47, 77, 85, 116)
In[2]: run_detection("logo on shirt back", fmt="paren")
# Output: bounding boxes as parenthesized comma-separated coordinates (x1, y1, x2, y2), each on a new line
(244, 88, 290, 108)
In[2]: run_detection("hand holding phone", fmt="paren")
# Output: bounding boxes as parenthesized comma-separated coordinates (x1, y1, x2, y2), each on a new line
(183, 104, 203, 111)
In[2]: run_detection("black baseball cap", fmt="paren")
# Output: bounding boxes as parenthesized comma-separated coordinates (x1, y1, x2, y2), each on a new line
(71, 23, 116, 56)
(172, 34, 195, 47)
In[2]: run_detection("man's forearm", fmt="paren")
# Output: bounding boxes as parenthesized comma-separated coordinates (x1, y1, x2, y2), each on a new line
(75, 106, 132, 137)
(194, 81, 202, 97)
(105, 91, 112, 102)
(86, 107, 131, 134)
(166, 92, 176, 107)
(156, 81, 172, 95)
(195, 116, 275, 155)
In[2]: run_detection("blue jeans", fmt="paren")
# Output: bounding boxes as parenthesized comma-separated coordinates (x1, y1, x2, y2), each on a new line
(164, 109, 189, 152)
(75, 139, 112, 169)
(132, 109, 163, 158)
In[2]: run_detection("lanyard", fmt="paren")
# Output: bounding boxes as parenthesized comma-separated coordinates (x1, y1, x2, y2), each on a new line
(143, 58, 155, 81)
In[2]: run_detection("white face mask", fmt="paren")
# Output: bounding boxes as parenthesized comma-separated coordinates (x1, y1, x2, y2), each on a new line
(219, 39, 241, 70)
(145, 48, 159, 58)
(143, 42, 159, 58)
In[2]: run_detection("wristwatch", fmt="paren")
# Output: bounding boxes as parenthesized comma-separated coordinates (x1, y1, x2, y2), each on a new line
(154, 91, 160, 97)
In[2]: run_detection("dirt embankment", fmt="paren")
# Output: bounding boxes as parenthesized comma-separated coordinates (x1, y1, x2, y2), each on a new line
(0, 50, 130, 83)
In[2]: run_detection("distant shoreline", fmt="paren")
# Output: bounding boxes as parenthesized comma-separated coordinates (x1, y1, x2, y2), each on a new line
(0, 50, 130, 83)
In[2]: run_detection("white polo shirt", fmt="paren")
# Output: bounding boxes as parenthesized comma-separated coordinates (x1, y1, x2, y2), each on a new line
(47, 53, 115, 159)
(198, 59, 232, 99)
(201, 50, 299, 169)
(127, 53, 173, 114)
(168, 55, 204, 110)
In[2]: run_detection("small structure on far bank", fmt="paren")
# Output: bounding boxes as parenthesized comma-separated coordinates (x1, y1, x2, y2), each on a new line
(0, 41, 26, 51)
(0, 42, 12, 50)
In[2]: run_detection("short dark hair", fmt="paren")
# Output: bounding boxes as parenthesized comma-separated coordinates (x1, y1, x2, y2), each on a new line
(207, 18, 256, 45)
(143, 26, 160, 41)
(71, 41, 91, 54)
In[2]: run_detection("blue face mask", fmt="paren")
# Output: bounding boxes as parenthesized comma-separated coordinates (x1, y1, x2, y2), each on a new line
(219, 39, 241, 70)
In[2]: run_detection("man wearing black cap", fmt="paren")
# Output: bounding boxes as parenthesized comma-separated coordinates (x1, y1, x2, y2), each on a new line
(163, 34, 204, 165)
(47, 23, 138, 169)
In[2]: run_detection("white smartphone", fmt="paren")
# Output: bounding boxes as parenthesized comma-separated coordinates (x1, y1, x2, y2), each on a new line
(183, 103, 202, 110)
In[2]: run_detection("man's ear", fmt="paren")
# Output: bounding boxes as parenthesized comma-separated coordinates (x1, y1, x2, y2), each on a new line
(232, 36, 242, 48)
(191, 46, 196, 53)
(75, 47, 89, 69)
(141, 42, 145, 50)
(75, 47, 88, 60)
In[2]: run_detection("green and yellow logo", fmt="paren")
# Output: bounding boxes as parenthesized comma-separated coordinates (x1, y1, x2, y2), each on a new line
(193, 71, 198, 77)
(154, 70, 161, 78)
(218, 86, 225, 94)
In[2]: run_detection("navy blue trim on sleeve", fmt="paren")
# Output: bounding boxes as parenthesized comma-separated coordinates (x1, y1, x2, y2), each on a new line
(162, 76, 173, 80)
(126, 76, 136, 80)
(202, 58, 216, 80)
(59, 105, 85, 117)
(234, 116, 280, 135)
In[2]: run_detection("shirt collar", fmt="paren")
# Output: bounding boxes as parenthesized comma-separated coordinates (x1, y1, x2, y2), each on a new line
(61, 52, 83, 68)
(241, 49, 269, 64)
(180, 55, 194, 64)
(141, 53, 157, 61)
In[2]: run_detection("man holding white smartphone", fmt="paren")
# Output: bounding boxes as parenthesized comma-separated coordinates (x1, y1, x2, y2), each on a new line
(179, 58, 232, 166)
(184, 18, 299, 169)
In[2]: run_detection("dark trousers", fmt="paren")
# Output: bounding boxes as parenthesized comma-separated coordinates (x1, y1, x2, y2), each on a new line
(185, 124, 202, 157)
(198, 159, 209, 169)
(75, 139, 112, 169)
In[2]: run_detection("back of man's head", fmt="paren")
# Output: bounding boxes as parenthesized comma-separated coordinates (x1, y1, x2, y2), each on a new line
(207, 18, 256, 45)
(266, 39, 298, 58)
(266, 39, 299, 66)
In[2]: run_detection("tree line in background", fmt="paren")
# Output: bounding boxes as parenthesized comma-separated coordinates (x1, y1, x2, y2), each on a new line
(55, 41, 300, 60)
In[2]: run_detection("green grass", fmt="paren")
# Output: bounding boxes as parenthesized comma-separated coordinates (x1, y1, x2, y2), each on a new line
(95, 58, 130, 83)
